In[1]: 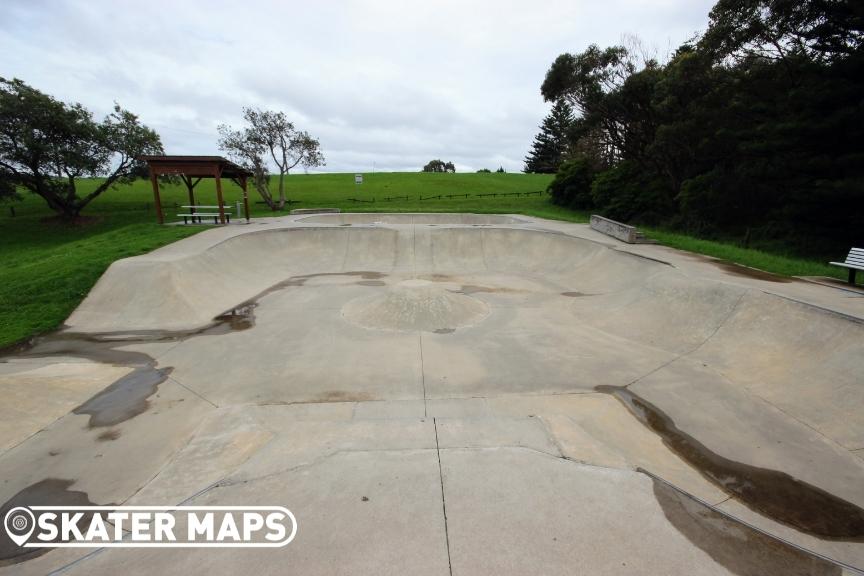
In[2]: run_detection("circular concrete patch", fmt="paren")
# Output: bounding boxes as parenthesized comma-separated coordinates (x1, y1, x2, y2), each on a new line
(341, 279, 489, 332)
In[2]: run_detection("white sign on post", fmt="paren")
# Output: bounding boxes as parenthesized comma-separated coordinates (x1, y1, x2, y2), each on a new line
(355, 174, 363, 184)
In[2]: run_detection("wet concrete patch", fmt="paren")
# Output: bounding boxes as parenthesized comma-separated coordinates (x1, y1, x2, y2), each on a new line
(561, 291, 590, 297)
(357, 280, 386, 287)
(434, 328, 455, 334)
(716, 261, 794, 283)
(96, 429, 121, 442)
(0, 479, 96, 566)
(296, 271, 386, 281)
(685, 254, 795, 283)
(74, 367, 172, 428)
(451, 284, 517, 295)
(422, 273, 456, 282)
(208, 304, 257, 334)
(314, 391, 374, 403)
(652, 479, 841, 575)
(1, 272, 391, 435)
(598, 385, 864, 541)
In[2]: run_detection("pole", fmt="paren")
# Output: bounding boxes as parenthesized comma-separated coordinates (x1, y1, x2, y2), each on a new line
(214, 166, 226, 225)
(240, 176, 250, 222)
(149, 168, 164, 224)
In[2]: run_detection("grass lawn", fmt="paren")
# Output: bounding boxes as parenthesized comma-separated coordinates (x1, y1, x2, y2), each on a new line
(643, 228, 844, 279)
(0, 171, 850, 348)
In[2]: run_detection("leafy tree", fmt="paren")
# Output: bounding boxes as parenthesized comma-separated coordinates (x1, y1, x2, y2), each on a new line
(535, 0, 864, 256)
(476, 168, 491, 173)
(524, 100, 574, 173)
(700, 0, 864, 64)
(495, 166, 506, 173)
(591, 161, 673, 223)
(0, 77, 162, 219)
(219, 108, 325, 211)
(547, 158, 595, 208)
(422, 159, 455, 173)
(541, 45, 640, 164)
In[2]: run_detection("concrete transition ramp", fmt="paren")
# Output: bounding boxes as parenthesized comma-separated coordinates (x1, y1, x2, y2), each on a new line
(2, 213, 863, 575)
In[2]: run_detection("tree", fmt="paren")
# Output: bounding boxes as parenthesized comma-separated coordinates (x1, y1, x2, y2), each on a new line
(496, 166, 506, 173)
(0, 77, 163, 219)
(476, 168, 491, 173)
(422, 159, 455, 173)
(535, 0, 864, 256)
(218, 108, 325, 211)
(700, 0, 864, 64)
(547, 158, 595, 208)
(523, 99, 574, 173)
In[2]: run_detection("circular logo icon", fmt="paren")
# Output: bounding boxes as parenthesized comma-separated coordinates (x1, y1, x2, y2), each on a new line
(4, 506, 36, 547)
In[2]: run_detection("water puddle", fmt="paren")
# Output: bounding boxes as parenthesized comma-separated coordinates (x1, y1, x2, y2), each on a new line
(685, 254, 795, 283)
(97, 429, 122, 442)
(597, 385, 864, 541)
(73, 367, 173, 428)
(716, 261, 794, 283)
(0, 479, 96, 565)
(652, 479, 841, 575)
(451, 284, 517, 295)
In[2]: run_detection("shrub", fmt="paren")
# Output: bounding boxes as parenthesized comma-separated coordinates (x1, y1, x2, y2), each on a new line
(547, 158, 595, 209)
(591, 161, 672, 223)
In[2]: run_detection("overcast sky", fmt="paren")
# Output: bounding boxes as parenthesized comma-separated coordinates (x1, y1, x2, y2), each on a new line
(2, 0, 716, 173)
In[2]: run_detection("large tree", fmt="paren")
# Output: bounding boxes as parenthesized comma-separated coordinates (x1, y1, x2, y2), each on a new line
(422, 159, 455, 173)
(523, 99, 575, 173)
(536, 0, 864, 256)
(0, 77, 163, 219)
(218, 108, 325, 211)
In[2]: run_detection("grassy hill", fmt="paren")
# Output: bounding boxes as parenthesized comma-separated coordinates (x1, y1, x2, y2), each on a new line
(4, 172, 565, 223)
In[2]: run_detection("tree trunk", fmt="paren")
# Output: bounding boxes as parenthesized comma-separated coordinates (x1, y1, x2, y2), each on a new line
(253, 170, 277, 211)
(277, 172, 286, 210)
(60, 204, 79, 221)
(35, 187, 78, 220)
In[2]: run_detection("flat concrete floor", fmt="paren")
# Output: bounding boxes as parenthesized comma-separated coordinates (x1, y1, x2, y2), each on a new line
(1, 214, 863, 575)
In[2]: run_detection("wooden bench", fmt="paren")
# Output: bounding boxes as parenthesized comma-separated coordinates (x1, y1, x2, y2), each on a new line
(830, 247, 864, 284)
(178, 205, 231, 225)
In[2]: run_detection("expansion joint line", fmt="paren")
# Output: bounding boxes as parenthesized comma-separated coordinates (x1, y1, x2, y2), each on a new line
(433, 418, 454, 576)
(623, 290, 747, 391)
(168, 375, 219, 408)
(419, 331, 427, 417)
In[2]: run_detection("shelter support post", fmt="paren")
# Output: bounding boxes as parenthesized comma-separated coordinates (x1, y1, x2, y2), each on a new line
(149, 169, 164, 224)
(214, 166, 226, 225)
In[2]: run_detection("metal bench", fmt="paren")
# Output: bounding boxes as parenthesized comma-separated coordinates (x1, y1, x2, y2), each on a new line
(829, 247, 864, 284)
(178, 205, 231, 225)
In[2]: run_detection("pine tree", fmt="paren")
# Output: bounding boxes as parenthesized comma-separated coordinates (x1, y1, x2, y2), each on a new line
(523, 100, 574, 173)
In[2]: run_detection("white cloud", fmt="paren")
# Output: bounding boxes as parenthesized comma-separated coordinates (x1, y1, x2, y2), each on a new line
(0, 0, 715, 172)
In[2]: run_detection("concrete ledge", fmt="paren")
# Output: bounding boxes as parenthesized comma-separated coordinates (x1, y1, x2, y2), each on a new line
(590, 214, 652, 244)
(290, 208, 342, 215)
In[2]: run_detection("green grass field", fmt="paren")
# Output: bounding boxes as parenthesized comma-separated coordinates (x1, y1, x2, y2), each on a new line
(0, 172, 850, 348)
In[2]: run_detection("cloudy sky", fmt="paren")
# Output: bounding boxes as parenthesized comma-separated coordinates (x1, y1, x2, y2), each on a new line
(2, 0, 715, 173)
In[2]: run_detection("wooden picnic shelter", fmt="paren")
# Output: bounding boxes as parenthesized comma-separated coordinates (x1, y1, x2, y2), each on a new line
(141, 155, 253, 225)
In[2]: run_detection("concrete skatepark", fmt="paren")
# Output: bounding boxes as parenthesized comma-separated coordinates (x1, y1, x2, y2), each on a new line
(1, 213, 863, 574)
